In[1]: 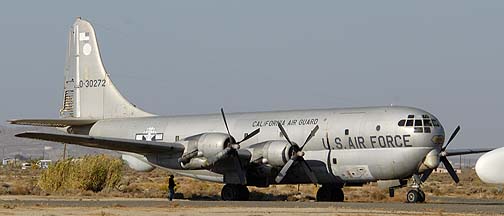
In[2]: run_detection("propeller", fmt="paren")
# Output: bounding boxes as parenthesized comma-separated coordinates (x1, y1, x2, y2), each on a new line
(206, 108, 260, 184)
(275, 123, 319, 184)
(421, 126, 461, 183)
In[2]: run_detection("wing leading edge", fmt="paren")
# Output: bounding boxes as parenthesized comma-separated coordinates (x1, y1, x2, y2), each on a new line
(16, 132, 185, 154)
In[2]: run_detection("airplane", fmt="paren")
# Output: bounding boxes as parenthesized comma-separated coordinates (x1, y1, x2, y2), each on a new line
(10, 18, 493, 203)
(475, 147, 504, 184)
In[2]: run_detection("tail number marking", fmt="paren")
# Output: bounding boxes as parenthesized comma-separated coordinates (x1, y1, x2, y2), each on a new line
(79, 79, 106, 88)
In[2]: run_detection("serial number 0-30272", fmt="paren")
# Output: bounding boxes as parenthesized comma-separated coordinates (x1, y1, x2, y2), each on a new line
(79, 79, 106, 88)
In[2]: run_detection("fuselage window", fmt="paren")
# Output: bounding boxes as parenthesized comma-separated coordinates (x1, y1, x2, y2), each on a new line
(376, 125, 381, 131)
(406, 120, 414, 126)
(414, 127, 423, 133)
(332, 158, 337, 164)
(415, 120, 423, 126)
(398, 120, 406, 126)
(345, 129, 349, 135)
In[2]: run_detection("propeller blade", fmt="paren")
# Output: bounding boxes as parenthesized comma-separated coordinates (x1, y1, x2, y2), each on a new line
(299, 159, 318, 183)
(420, 169, 433, 182)
(300, 125, 319, 150)
(440, 156, 460, 183)
(277, 122, 294, 146)
(238, 128, 260, 144)
(443, 126, 460, 151)
(220, 108, 232, 139)
(275, 159, 296, 183)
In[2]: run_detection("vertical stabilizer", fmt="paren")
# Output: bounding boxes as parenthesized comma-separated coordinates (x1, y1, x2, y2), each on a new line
(60, 18, 154, 119)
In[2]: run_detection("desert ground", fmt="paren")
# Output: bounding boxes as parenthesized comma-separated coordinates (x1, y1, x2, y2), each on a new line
(1, 159, 504, 215)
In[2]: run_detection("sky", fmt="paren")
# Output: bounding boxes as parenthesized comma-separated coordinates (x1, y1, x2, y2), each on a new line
(1, 1, 503, 149)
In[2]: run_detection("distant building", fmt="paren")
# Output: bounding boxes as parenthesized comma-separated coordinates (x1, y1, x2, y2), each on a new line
(2, 158, 15, 166)
(37, 160, 52, 169)
(433, 168, 462, 174)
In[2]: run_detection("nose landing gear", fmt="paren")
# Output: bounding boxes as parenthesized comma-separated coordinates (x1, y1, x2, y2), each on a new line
(406, 174, 426, 203)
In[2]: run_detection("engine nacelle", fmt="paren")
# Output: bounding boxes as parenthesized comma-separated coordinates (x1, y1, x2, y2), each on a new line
(183, 132, 232, 158)
(248, 140, 291, 167)
(121, 154, 155, 172)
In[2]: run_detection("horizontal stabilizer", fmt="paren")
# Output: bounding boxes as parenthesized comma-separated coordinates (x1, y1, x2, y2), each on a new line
(16, 132, 185, 154)
(8, 119, 99, 127)
(445, 148, 494, 156)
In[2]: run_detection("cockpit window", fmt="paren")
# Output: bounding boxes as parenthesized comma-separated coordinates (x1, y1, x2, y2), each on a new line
(398, 114, 439, 133)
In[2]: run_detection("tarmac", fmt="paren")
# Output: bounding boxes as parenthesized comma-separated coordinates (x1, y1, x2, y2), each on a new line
(1, 195, 503, 215)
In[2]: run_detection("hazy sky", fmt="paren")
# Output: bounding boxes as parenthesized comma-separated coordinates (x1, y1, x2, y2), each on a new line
(1, 1, 503, 149)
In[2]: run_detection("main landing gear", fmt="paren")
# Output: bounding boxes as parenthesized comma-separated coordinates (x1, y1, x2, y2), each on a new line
(221, 184, 249, 201)
(406, 174, 425, 203)
(316, 184, 344, 202)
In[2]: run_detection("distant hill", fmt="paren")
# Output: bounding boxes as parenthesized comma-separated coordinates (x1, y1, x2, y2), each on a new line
(0, 125, 118, 161)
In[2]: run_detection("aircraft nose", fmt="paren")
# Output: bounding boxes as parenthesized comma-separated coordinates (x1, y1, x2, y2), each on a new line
(476, 147, 504, 184)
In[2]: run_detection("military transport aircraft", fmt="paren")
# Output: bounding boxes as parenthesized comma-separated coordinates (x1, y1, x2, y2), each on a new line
(10, 18, 492, 203)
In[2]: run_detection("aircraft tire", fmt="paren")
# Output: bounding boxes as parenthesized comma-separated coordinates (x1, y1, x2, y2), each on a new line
(316, 185, 344, 202)
(418, 190, 425, 203)
(221, 184, 249, 201)
(406, 189, 420, 203)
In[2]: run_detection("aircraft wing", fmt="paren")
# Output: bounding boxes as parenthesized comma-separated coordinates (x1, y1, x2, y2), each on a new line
(445, 148, 494, 156)
(15, 132, 185, 154)
(8, 119, 99, 127)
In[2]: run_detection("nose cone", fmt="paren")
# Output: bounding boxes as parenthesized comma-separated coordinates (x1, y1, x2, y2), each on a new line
(475, 147, 504, 184)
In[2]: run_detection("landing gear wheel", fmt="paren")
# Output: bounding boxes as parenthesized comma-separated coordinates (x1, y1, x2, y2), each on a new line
(238, 185, 250, 201)
(221, 184, 249, 201)
(418, 190, 425, 203)
(406, 190, 420, 203)
(316, 185, 344, 202)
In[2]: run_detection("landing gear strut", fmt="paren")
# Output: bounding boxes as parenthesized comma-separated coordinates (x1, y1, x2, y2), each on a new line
(221, 184, 249, 201)
(316, 184, 344, 202)
(406, 174, 425, 203)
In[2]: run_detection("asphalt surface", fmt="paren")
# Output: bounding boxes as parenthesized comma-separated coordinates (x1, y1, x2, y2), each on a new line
(1, 196, 504, 215)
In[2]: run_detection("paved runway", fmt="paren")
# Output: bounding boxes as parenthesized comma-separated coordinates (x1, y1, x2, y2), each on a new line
(1, 196, 503, 215)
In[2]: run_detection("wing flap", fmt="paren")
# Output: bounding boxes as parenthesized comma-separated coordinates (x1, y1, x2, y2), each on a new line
(16, 132, 185, 154)
(8, 119, 99, 127)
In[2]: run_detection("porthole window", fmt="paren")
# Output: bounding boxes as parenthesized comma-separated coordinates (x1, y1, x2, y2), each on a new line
(345, 129, 349, 135)
(376, 125, 381, 131)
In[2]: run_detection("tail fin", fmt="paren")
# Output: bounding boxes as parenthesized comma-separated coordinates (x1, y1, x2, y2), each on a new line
(60, 18, 153, 119)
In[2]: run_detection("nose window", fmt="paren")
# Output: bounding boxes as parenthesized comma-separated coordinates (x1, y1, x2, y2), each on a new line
(398, 114, 439, 133)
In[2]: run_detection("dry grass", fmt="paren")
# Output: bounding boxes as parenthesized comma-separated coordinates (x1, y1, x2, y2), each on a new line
(37, 155, 122, 193)
(1, 158, 503, 202)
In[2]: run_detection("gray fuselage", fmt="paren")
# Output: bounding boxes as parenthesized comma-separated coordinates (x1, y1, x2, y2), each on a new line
(88, 106, 445, 185)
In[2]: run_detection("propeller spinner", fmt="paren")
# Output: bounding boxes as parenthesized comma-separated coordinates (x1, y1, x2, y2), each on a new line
(420, 126, 461, 183)
(275, 123, 319, 184)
